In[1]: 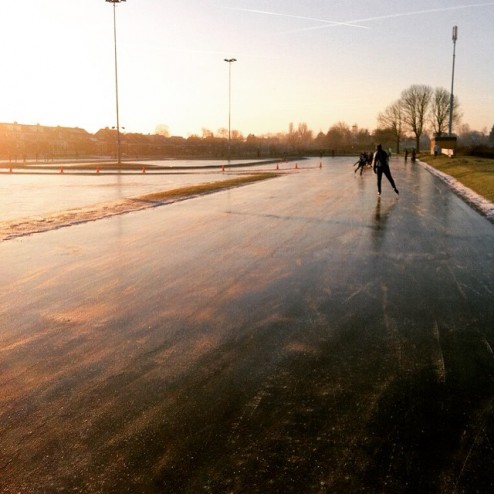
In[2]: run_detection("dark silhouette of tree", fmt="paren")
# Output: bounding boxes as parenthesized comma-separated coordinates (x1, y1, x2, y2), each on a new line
(458, 124, 488, 147)
(373, 127, 396, 151)
(284, 122, 313, 153)
(355, 127, 373, 151)
(429, 87, 461, 136)
(314, 131, 327, 152)
(326, 122, 351, 152)
(286, 122, 298, 152)
(297, 122, 313, 152)
(378, 100, 404, 154)
(400, 84, 433, 152)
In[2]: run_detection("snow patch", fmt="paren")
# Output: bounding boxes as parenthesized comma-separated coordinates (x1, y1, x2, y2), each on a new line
(0, 197, 177, 242)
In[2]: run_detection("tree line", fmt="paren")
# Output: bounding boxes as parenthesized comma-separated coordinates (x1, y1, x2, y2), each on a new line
(1, 83, 492, 161)
(177, 83, 491, 156)
(377, 84, 461, 153)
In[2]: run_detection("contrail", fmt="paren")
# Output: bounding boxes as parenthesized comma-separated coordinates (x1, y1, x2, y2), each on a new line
(235, 2, 494, 34)
(233, 8, 369, 29)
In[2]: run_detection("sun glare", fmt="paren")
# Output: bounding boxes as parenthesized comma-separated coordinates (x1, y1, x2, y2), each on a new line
(0, 1, 492, 136)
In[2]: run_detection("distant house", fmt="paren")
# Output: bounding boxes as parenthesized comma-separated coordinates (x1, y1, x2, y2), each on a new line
(0, 122, 92, 160)
(0, 120, 286, 161)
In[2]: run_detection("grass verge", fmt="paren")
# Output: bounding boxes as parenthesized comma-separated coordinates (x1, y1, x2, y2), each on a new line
(420, 155, 494, 203)
(136, 173, 279, 202)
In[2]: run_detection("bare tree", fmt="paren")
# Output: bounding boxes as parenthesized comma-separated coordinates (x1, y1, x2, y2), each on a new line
(400, 84, 433, 152)
(326, 122, 352, 151)
(201, 128, 214, 138)
(217, 128, 228, 139)
(231, 130, 243, 141)
(297, 122, 313, 150)
(155, 124, 170, 137)
(286, 122, 298, 152)
(284, 122, 313, 153)
(429, 87, 461, 136)
(458, 124, 488, 147)
(377, 100, 405, 153)
(373, 127, 396, 151)
(355, 128, 373, 151)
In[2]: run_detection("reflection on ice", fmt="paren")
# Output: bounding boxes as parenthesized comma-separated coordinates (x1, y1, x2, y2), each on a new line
(0, 159, 280, 222)
(0, 159, 291, 241)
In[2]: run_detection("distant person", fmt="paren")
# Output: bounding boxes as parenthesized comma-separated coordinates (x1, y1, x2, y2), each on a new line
(372, 144, 399, 196)
(404, 149, 408, 162)
(434, 143, 440, 157)
(353, 153, 367, 176)
(411, 148, 416, 162)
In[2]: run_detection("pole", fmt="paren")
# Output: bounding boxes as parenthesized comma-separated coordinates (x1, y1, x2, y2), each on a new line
(228, 62, 231, 145)
(106, 0, 126, 164)
(113, 3, 121, 164)
(449, 26, 458, 136)
(224, 58, 236, 161)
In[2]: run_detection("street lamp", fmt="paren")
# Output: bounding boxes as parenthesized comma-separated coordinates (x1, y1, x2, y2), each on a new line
(224, 58, 237, 160)
(448, 25, 458, 136)
(106, 0, 126, 165)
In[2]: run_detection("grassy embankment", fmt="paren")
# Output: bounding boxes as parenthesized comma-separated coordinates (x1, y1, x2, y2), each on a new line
(419, 154, 494, 203)
(135, 173, 279, 203)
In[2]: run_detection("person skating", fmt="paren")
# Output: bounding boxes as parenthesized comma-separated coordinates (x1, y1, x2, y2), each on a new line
(372, 144, 399, 196)
(353, 153, 367, 176)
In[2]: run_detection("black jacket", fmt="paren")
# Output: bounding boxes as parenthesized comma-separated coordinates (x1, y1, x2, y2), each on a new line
(373, 149, 388, 173)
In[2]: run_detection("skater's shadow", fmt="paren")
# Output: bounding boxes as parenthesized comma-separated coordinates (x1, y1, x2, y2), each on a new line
(372, 198, 398, 250)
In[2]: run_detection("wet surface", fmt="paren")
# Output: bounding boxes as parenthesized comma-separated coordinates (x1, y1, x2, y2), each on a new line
(0, 160, 276, 221)
(1, 158, 493, 493)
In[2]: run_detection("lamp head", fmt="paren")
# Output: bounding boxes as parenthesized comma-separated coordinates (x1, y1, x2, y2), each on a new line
(452, 25, 458, 42)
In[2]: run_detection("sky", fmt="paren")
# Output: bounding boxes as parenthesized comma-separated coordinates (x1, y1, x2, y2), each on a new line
(0, 0, 493, 138)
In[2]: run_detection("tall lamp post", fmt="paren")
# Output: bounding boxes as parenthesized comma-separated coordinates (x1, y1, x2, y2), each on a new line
(224, 58, 237, 160)
(106, 0, 126, 165)
(448, 25, 458, 136)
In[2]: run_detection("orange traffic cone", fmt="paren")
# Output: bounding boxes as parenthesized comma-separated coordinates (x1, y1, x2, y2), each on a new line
(60, 166, 64, 173)
(96, 166, 100, 174)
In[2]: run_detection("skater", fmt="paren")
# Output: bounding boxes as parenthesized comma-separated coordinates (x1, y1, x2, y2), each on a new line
(372, 144, 399, 196)
(353, 153, 367, 176)
(367, 152, 373, 167)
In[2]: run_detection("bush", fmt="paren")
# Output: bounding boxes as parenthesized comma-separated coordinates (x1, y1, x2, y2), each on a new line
(465, 146, 494, 159)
